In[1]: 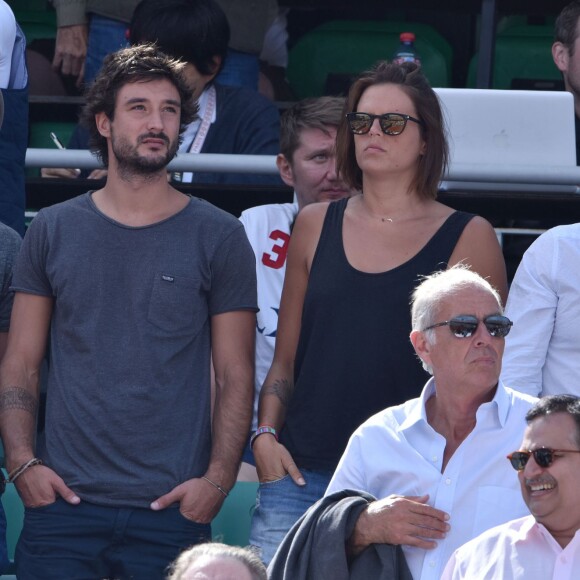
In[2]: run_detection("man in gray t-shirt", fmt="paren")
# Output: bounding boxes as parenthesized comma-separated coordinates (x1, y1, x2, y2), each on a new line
(0, 45, 257, 579)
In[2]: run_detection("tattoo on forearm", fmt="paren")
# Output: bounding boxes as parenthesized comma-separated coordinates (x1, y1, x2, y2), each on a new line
(0, 387, 38, 416)
(263, 378, 294, 407)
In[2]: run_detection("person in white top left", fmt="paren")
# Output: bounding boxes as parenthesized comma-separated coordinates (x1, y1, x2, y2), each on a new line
(442, 394, 580, 580)
(325, 264, 537, 580)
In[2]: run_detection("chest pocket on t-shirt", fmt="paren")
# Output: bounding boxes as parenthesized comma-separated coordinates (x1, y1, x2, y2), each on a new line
(147, 273, 203, 333)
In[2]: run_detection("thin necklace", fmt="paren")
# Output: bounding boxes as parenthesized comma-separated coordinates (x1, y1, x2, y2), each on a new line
(359, 195, 423, 223)
(360, 197, 397, 223)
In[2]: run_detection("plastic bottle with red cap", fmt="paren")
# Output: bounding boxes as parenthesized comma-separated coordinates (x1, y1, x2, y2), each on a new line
(392, 32, 421, 66)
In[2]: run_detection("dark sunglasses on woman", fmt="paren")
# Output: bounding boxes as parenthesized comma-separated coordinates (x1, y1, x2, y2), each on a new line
(346, 112, 424, 136)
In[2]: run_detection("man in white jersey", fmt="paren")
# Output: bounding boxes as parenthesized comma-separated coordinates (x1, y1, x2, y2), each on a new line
(239, 96, 354, 468)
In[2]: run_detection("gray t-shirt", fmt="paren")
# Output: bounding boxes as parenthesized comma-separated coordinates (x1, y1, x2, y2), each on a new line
(12, 193, 257, 507)
(0, 222, 21, 331)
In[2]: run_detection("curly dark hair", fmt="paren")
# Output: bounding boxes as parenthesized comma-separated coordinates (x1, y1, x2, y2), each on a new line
(335, 60, 448, 199)
(80, 43, 198, 166)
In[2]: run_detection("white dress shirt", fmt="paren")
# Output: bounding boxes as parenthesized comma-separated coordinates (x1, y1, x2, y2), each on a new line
(326, 379, 536, 580)
(502, 223, 580, 397)
(442, 515, 580, 579)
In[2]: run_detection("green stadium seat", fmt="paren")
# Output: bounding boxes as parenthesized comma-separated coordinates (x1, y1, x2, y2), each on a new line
(28, 120, 76, 150)
(468, 24, 562, 89)
(6, 0, 49, 10)
(211, 481, 258, 547)
(287, 20, 453, 98)
(27, 120, 77, 177)
(7, 0, 57, 44)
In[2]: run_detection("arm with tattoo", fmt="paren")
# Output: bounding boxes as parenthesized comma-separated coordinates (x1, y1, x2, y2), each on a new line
(0, 381, 40, 472)
(252, 367, 305, 485)
(261, 377, 295, 408)
(0, 386, 39, 415)
(0, 294, 80, 507)
(0, 386, 39, 470)
(0, 293, 52, 472)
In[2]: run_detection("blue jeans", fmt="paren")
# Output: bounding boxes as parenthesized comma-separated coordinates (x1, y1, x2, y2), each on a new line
(85, 15, 130, 85)
(241, 433, 256, 466)
(16, 498, 210, 579)
(216, 49, 259, 90)
(249, 469, 332, 566)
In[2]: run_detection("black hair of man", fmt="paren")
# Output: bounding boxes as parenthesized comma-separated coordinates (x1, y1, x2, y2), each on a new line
(130, 0, 230, 77)
(525, 394, 580, 447)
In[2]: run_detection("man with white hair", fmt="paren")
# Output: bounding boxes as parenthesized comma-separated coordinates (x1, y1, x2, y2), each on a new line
(323, 265, 537, 580)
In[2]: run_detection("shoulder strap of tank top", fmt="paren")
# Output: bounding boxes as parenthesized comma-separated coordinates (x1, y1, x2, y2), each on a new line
(422, 210, 477, 263)
(311, 197, 349, 266)
(444, 210, 476, 232)
(319, 197, 348, 244)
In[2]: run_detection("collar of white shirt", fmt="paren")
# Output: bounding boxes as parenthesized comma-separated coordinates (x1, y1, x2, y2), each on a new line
(399, 377, 510, 432)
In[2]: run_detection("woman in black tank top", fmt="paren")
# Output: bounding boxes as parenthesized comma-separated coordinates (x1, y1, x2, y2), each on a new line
(249, 61, 508, 561)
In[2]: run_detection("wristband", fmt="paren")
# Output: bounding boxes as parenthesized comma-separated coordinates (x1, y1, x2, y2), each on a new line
(7, 457, 43, 484)
(202, 476, 229, 497)
(250, 425, 278, 449)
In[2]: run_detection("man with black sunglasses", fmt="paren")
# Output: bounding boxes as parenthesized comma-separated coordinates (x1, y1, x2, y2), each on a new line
(318, 265, 537, 580)
(443, 395, 580, 579)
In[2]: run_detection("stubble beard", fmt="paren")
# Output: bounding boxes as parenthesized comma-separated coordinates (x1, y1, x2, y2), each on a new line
(111, 132, 179, 181)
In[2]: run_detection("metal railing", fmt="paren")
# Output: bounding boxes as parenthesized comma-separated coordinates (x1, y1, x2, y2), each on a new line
(25, 150, 279, 175)
(24, 149, 580, 191)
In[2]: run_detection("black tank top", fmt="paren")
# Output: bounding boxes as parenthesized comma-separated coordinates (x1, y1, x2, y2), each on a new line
(279, 197, 475, 471)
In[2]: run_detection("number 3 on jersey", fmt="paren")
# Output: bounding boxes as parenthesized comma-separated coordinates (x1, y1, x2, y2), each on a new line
(262, 229, 291, 269)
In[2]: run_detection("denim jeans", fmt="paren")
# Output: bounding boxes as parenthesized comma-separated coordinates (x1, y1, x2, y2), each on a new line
(249, 469, 332, 566)
(241, 434, 256, 466)
(85, 15, 130, 85)
(16, 498, 210, 579)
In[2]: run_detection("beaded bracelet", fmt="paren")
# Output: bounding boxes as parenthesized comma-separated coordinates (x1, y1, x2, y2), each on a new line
(250, 425, 278, 449)
(202, 476, 229, 497)
(7, 457, 43, 484)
